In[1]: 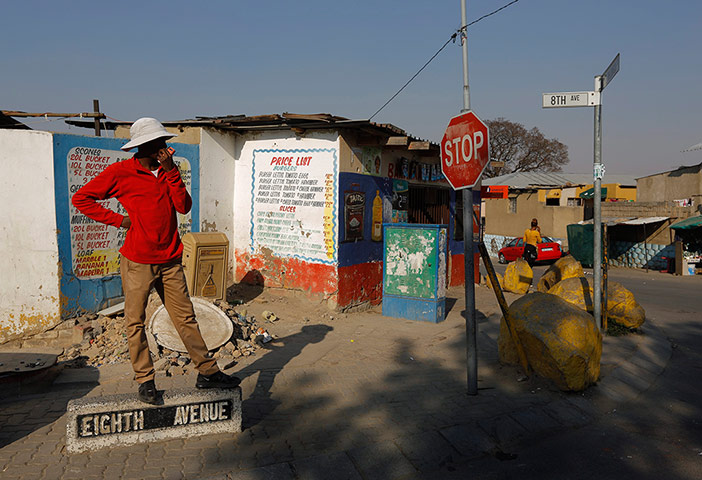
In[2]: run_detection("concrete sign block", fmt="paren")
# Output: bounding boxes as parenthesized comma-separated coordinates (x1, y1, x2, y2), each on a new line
(66, 387, 242, 453)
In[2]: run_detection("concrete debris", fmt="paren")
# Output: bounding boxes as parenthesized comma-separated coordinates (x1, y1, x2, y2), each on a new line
(262, 310, 278, 322)
(54, 300, 277, 376)
(98, 301, 125, 317)
(57, 314, 130, 368)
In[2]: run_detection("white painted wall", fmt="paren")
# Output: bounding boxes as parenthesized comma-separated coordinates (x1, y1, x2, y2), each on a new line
(232, 130, 340, 264)
(0, 130, 61, 343)
(199, 128, 237, 279)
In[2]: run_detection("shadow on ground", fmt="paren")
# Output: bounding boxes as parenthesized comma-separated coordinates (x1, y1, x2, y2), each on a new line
(0, 363, 99, 449)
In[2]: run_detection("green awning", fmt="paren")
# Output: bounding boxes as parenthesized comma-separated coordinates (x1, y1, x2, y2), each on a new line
(670, 215, 702, 230)
(579, 187, 608, 199)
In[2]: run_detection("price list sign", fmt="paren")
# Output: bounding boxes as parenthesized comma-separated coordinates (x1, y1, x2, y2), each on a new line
(67, 147, 193, 279)
(250, 148, 338, 264)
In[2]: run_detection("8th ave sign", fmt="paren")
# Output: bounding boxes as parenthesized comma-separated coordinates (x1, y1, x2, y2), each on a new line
(441, 111, 490, 190)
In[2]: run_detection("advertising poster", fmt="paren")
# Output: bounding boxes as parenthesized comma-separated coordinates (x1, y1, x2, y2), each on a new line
(343, 184, 365, 242)
(67, 147, 192, 279)
(250, 148, 338, 264)
(392, 179, 409, 223)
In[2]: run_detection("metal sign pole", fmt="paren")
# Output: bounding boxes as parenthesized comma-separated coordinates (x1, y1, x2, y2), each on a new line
(542, 54, 618, 333)
(460, 0, 477, 396)
(593, 76, 603, 330)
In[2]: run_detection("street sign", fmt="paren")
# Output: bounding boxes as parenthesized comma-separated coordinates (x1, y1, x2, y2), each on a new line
(440, 111, 490, 190)
(542, 91, 599, 108)
(601, 53, 620, 91)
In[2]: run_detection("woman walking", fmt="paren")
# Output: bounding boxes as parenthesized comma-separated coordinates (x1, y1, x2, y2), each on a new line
(523, 218, 541, 267)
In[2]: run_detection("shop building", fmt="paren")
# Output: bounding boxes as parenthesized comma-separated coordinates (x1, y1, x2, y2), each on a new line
(124, 113, 471, 311)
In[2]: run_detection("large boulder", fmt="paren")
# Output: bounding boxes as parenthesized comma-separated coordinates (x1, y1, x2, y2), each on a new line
(498, 293, 602, 391)
(547, 278, 645, 329)
(607, 281, 646, 329)
(502, 258, 533, 294)
(547, 277, 594, 312)
(537, 255, 584, 292)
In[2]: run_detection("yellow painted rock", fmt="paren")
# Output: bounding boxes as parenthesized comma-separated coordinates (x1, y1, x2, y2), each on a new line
(498, 292, 602, 391)
(502, 258, 533, 294)
(607, 281, 646, 329)
(547, 278, 645, 329)
(537, 255, 584, 293)
(547, 277, 594, 312)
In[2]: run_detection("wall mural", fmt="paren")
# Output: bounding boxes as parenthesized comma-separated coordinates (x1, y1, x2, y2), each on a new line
(67, 147, 193, 279)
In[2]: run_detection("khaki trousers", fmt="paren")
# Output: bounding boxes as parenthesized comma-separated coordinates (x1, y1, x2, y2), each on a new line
(120, 256, 219, 383)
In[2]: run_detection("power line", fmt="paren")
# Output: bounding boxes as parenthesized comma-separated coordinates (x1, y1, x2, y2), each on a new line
(368, 0, 520, 121)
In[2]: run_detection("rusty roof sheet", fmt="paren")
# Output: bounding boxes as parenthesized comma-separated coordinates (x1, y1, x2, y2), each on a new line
(65, 112, 435, 146)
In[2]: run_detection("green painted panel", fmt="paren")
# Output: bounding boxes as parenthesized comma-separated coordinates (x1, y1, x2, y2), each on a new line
(384, 227, 438, 299)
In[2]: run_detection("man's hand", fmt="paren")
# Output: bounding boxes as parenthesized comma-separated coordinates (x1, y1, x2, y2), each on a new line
(121, 216, 132, 229)
(156, 148, 175, 172)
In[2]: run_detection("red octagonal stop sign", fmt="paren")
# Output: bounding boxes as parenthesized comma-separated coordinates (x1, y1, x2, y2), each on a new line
(441, 111, 490, 190)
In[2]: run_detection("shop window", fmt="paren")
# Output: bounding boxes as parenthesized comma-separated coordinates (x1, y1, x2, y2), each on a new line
(408, 185, 450, 226)
(567, 198, 582, 207)
(546, 198, 560, 206)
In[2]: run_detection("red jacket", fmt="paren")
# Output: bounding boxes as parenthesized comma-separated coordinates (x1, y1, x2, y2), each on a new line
(72, 157, 192, 264)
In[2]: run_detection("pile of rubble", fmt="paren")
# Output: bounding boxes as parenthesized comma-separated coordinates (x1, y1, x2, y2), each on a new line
(57, 299, 275, 374)
(58, 313, 130, 368)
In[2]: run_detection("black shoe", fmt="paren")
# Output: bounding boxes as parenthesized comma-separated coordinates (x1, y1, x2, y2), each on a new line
(137, 380, 159, 405)
(196, 371, 241, 389)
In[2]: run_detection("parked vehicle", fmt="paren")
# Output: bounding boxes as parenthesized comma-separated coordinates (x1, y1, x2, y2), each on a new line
(498, 236, 563, 264)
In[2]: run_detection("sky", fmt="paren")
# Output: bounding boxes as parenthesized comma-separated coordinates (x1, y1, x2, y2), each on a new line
(2, 0, 701, 177)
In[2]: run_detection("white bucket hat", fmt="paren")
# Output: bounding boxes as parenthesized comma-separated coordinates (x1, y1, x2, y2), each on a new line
(120, 117, 177, 151)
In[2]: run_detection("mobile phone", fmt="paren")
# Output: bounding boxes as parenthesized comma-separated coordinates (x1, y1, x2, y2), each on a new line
(167, 147, 175, 155)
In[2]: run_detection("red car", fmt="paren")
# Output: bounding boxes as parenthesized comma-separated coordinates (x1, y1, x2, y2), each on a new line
(498, 236, 563, 264)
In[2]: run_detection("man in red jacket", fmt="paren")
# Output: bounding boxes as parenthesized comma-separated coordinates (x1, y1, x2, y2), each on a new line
(72, 117, 239, 404)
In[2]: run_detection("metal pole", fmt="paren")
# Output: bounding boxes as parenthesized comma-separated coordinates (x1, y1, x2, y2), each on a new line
(593, 76, 603, 330)
(460, 0, 477, 395)
(463, 190, 477, 395)
(93, 99, 101, 137)
(602, 223, 608, 332)
(460, 0, 470, 113)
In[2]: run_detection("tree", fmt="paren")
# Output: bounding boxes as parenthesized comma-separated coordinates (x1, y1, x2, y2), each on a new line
(484, 118, 569, 178)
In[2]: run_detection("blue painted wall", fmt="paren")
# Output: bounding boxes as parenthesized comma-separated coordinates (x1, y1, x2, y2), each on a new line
(337, 172, 392, 267)
(53, 134, 199, 318)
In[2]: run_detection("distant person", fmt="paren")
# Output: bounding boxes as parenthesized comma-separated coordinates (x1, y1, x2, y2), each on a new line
(523, 218, 542, 266)
(72, 117, 240, 405)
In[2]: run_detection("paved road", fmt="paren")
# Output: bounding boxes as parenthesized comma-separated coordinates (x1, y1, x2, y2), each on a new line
(0, 264, 698, 479)
(469, 262, 702, 479)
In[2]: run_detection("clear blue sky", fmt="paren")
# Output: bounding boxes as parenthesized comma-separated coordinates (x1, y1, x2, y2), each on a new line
(2, 0, 701, 177)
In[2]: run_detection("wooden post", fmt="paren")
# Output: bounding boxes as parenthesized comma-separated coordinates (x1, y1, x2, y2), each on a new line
(478, 242, 530, 376)
(93, 99, 101, 136)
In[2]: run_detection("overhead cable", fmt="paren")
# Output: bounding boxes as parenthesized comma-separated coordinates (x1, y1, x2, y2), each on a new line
(369, 0, 520, 121)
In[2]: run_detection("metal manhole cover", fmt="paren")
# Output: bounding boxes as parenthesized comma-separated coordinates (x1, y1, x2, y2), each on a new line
(148, 297, 233, 353)
(0, 352, 57, 375)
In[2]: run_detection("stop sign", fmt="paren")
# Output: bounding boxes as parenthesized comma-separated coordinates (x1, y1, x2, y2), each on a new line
(440, 111, 490, 190)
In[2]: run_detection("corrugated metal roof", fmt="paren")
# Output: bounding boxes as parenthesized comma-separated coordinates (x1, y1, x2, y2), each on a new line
(0, 112, 30, 130)
(483, 172, 637, 188)
(65, 112, 437, 147)
(580, 216, 668, 226)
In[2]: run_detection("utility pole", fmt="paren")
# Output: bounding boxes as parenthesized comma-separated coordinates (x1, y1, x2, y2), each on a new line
(460, 0, 477, 396)
(93, 99, 101, 136)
